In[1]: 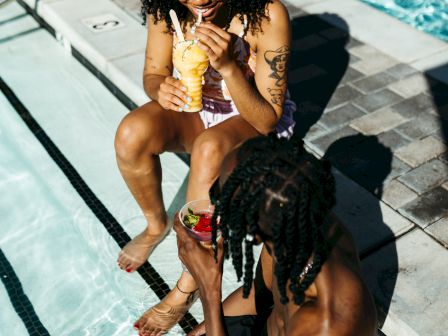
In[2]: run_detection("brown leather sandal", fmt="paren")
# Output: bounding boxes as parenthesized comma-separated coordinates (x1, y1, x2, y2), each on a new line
(136, 282, 199, 334)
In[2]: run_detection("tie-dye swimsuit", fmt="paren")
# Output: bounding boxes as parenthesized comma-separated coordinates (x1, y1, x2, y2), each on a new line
(174, 21, 296, 138)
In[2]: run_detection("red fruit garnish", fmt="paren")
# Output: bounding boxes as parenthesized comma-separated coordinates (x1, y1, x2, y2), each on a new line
(192, 213, 212, 232)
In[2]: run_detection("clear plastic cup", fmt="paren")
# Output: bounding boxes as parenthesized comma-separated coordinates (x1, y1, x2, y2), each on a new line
(178, 199, 215, 242)
(173, 40, 209, 112)
(179, 199, 218, 273)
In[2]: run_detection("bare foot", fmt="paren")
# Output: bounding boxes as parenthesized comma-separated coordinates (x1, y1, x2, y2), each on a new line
(134, 283, 199, 335)
(117, 220, 172, 272)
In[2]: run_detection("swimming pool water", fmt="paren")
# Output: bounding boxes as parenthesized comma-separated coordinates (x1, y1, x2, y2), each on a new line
(361, 0, 448, 41)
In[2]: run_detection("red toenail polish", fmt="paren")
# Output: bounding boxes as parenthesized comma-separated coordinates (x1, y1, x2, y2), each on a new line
(133, 323, 139, 329)
(126, 268, 132, 273)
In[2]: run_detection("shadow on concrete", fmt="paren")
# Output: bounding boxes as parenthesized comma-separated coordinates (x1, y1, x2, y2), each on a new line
(288, 13, 350, 138)
(323, 134, 397, 326)
(424, 66, 448, 233)
(426, 66, 448, 148)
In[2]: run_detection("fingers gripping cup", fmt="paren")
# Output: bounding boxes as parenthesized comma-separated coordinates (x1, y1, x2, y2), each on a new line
(173, 40, 209, 112)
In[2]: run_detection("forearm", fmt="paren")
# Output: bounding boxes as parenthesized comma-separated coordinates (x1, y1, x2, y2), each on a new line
(221, 64, 279, 135)
(200, 287, 228, 336)
(143, 74, 167, 101)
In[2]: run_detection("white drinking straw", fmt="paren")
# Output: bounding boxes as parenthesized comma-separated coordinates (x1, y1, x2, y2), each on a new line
(197, 9, 203, 25)
(169, 9, 184, 41)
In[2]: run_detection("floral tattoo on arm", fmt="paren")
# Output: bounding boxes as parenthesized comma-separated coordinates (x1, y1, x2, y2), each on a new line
(264, 46, 290, 107)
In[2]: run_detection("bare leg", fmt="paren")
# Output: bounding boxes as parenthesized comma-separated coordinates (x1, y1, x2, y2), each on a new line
(115, 101, 204, 272)
(137, 116, 260, 335)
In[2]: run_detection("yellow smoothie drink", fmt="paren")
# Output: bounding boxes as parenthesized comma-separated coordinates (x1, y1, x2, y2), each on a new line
(173, 40, 209, 112)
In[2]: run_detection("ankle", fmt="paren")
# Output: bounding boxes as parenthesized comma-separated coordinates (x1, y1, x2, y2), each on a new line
(143, 224, 167, 237)
(142, 215, 169, 236)
(176, 281, 198, 295)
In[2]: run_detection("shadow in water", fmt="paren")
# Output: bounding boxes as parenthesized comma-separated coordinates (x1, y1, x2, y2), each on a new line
(288, 13, 350, 138)
(0, 13, 27, 26)
(0, 249, 50, 335)
(323, 135, 397, 326)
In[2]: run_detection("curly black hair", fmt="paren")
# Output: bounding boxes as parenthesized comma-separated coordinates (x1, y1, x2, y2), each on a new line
(140, 0, 272, 33)
(211, 134, 336, 305)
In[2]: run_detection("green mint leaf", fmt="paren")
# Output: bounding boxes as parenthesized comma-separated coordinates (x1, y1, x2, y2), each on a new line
(183, 214, 200, 227)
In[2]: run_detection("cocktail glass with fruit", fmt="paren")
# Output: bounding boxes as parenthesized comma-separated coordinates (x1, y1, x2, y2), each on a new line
(179, 199, 218, 245)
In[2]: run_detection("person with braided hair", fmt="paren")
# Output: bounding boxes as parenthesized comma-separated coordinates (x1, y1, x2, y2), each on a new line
(115, 0, 296, 334)
(176, 135, 378, 336)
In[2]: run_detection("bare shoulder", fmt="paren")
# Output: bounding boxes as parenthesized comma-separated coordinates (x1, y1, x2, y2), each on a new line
(264, 0, 290, 25)
(249, 0, 290, 37)
(249, 1, 291, 52)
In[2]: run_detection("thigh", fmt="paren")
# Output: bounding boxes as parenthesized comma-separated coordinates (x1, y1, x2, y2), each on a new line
(194, 115, 261, 155)
(120, 101, 205, 154)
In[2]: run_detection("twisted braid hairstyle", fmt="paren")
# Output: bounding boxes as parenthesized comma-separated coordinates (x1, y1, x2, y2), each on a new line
(211, 134, 336, 305)
(140, 0, 272, 33)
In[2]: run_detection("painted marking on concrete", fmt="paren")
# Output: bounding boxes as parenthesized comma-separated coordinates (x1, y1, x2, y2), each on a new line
(81, 14, 125, 34)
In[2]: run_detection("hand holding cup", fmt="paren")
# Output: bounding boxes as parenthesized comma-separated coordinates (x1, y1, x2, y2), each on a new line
(174, 215, 224, 289)
(157, 76, 192, 112)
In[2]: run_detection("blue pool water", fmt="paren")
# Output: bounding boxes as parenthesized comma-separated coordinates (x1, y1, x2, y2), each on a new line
(361, 0, 448, 41)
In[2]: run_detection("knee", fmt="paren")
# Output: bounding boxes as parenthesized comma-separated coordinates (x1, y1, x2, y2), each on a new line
(191, 136, 225, 174)
(114, 109, 160, 162)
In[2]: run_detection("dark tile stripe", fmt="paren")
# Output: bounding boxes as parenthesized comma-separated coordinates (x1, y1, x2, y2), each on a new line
(0, 77, 198, 332)
(0, 249, 50, 336)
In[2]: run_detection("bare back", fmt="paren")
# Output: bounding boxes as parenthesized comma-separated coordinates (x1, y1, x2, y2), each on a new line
(265, 215, 378, 336)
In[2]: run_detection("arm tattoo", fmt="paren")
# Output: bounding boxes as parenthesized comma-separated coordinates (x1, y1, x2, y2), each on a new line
(264, 46, 290, 87)
(268, 88, 284, 107)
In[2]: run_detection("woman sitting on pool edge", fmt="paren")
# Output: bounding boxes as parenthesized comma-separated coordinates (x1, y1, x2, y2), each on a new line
(170, 135, 378, 336)
(115, 0, 296, 331)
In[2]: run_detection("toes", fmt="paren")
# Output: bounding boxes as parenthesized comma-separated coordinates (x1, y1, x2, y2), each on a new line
(118, 262, 126, 270)
(117, 250, 144, 272)
(128, 260, 141, 272)
(139, 316, 164, 336)
(124, 263, 134, 272)
(117, 252, 136, 272)
(117, 253, 127, 267)
(149, 327, 163, 336)
(134, 315, 146, 329)
(141, 325, 155, 336)
(117, 258, 130, 271)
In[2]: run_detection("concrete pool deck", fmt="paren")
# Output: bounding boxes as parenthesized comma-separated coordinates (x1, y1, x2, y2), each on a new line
(7, 0, 448, 335)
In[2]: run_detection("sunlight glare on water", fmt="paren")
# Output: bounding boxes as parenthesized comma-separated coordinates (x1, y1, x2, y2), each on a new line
(361, 0, 448, 41)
